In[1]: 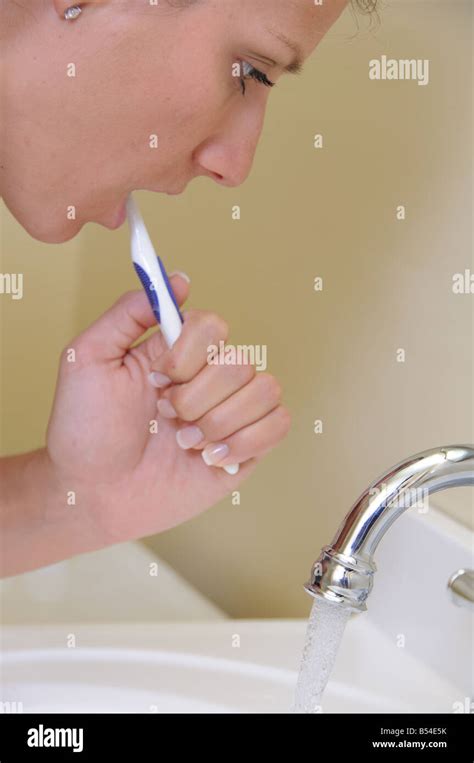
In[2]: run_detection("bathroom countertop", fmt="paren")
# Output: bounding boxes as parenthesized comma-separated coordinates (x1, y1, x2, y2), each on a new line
(0, 541, 227, 625)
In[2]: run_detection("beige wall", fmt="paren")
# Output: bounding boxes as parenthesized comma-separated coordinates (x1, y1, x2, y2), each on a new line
(1, 0, 472, 617)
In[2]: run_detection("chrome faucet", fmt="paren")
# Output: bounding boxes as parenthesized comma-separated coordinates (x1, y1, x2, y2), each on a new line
(304, 445, 474, 612)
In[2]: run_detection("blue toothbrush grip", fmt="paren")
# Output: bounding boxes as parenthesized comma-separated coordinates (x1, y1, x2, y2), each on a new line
(133, 258, 184, 327)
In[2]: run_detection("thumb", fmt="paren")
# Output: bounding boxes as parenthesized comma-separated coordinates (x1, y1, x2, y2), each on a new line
(73, 273, 191, 363)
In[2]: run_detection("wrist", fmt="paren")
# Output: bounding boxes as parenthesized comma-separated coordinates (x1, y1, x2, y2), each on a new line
(41, 446, 114, 549)
(1, 448, 110, 577)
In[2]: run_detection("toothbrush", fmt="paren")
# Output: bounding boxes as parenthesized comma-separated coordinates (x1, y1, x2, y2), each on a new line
(126, 193, 240, 476)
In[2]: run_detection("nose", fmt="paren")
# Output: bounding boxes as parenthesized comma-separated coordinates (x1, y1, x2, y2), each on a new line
(192, 100, 267, 188)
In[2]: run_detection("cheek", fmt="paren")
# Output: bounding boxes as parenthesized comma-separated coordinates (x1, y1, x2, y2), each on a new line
(119, 10, 238, 160)
(151, 57, 234, 145)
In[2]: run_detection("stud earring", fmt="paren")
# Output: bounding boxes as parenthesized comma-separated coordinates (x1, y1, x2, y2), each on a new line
(64, 5, 82, 20)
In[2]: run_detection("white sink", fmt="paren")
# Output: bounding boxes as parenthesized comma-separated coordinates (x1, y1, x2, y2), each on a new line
(1, 506, 471, 713)
(0, 616, 464, 714)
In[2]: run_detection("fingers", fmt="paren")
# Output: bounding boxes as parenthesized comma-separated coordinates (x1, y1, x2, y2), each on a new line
(147, 308, 292, 471)
(158, 362, 256, 423)
(149, 310, 229, 384)
(160, 371, 290, 468)
(200, 405, 291, 468)
(171, 372, 281, 447)
(199, 372, 283, 444)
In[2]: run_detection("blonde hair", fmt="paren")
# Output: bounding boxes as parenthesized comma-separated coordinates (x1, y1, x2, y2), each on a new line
(353, 0, 378, 10)
(351, 0, 380, 31)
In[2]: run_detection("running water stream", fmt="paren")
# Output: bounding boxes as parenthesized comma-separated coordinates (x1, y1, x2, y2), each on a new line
(293, 597, 351, 712)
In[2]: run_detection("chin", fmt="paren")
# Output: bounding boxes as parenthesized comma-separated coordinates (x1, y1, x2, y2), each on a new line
(2, 190, 95, 243)
(22, 216, 85, 245)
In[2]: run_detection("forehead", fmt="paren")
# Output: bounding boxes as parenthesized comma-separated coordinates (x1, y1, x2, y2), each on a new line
(231, 0, 349, 63)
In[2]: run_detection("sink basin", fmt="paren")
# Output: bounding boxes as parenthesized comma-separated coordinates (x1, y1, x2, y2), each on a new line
(1, 506, 471, 713)
(0, 617, 462, 713)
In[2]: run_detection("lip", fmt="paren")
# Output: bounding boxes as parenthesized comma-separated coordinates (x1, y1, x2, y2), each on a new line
(107, 187, 184, 229)
(147, 185, 186, 196)
(111, 200, 127, 229)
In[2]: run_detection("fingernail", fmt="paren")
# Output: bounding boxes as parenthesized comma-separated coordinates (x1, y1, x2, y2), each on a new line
(202, 443, 229, 466)
(148, 371, 172, 388)
(223, 463, 240, 475)
(169, 270, 191, 284)
(157, 399, 178, 418)
(176, 426, 204, 449)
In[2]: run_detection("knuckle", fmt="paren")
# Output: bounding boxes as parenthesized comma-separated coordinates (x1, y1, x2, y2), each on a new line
(224, 361, 255, 387)
(59, 344, 74, 369)
(200, 311, 229, 342)
(276, 405, 292, 434)
(198, 410, 219, 440)
(170, 386, 195, 422)
(258, 372, 282, 402)
(117, 289, 138, 307)
(59, 340, 87, 370)
(240, 362, 257, 384)
(182, 308, 202, 322)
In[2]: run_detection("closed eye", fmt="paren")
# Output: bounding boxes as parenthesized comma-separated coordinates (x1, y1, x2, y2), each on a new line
(238, 60, 275, 96)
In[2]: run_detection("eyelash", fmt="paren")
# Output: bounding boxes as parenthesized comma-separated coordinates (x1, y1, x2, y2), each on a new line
(238, 60, 275, 96)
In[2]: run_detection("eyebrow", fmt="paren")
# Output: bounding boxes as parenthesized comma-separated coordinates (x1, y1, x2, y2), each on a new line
(267, 29, 305, 75)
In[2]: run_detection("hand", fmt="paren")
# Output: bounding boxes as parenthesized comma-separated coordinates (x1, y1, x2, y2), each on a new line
(45, 276, 291, 546)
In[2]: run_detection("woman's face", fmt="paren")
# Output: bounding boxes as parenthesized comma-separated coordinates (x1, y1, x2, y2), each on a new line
(1, 0, 348, 243)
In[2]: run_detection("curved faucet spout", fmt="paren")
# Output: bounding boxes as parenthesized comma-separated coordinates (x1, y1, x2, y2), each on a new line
(304, 445, 474, 612)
